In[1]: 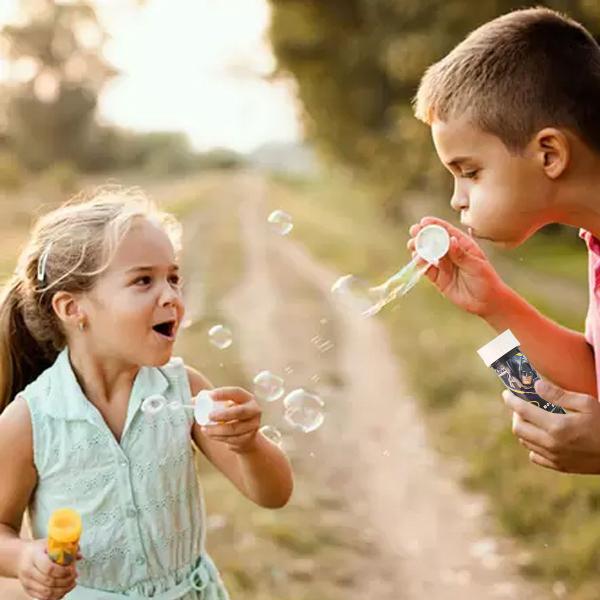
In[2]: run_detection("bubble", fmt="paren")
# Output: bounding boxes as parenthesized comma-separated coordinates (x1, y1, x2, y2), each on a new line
(181, 319, 194, 330)
(259, 425, 283, 447)
(208, 324, 233, 349)
(284, 366, 294, 374)
(267, 209, 293, 236)
(253, 370, 285, 402)
(167, 400, 182, 411)
(319, 318, 328, 325)
(141, 395, 166, 415)
(310, 374, 320, 384)
(330, 274, 381, 314)
(283, 388, 325, 433)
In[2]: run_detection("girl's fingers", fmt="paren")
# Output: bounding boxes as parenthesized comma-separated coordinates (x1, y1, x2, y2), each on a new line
(210, 387, 254, 405)
(34, 551, 72, 579)
(208, 432, 256, 446)
(204, 417, 260, 437)
(210, 402, 260, 422)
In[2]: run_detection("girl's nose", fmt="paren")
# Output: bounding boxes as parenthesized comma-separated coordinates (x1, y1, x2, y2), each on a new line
(159, 282, 181, 307)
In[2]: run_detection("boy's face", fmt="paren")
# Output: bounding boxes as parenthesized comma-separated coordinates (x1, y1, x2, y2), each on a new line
(80, 218, 185, 367)
(431, 116, 554, 247)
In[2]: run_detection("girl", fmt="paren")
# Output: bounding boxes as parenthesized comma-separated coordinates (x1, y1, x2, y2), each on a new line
(0, 188, 294, 599)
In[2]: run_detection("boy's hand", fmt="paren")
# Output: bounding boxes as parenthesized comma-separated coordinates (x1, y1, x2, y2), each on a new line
(17, 539, 78, 600)
(201, 387, 262, 454)
(408, 216, 506, 317)
(504, 379, 600, 473)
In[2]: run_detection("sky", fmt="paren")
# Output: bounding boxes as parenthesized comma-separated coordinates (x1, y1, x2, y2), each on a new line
(0, 0, 303, 153)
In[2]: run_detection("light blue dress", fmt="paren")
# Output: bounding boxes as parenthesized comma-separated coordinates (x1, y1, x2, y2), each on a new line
(21, 348, 230, 600)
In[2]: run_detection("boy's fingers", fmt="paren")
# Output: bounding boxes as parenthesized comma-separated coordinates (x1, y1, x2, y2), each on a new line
(535, 379, 594, 413)
(419, 216, 485, 256)
(424, 265, 439, 282)
(448, 236, 479, 266)
(512, 411, 553, 449)
(502, 390, 555, 430)
(409, 224, 421, 236)
(518, 437, 556, 462)
(528, 450, 560, 471)
(534, 379, 565, 406)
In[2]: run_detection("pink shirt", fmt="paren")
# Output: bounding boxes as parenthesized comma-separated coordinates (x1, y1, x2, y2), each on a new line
(580, 229, 600, 398)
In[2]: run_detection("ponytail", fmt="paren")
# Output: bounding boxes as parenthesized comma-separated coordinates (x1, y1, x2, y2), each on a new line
(0, 276, 55, 413)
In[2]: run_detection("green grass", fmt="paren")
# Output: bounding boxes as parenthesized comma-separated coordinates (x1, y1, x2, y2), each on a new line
(270, 169, 600, 600)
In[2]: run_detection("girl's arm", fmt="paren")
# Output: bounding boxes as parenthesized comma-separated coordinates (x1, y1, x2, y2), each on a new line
(186, 366, 293, 509)
(0, 397, 37, 577)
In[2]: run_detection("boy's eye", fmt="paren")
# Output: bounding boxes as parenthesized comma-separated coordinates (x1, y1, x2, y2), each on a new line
(461, 169, 479, 179)
(169, 274, 181, 286)
(134, 276, 152, 286)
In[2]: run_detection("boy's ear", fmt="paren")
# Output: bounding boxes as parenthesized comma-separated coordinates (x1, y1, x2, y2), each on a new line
(51, 291, 83, 329)
(534, 127, 569, 179)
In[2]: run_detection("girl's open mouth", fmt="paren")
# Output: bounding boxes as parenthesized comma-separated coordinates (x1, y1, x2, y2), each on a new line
(152, 320, 177, 340)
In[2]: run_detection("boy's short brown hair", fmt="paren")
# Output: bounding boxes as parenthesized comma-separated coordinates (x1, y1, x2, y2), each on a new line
(414, 7, 600, 153)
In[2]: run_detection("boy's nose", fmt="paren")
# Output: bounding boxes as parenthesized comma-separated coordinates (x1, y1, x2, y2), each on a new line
(450, 186, 469, 212)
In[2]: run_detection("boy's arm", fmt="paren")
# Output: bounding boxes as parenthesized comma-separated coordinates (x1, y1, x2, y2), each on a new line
(409, 217, 596, 396)
(485, 284, 596, 396)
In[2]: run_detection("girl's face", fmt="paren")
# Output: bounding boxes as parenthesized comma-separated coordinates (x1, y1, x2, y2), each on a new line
(80, 218, 185, 366)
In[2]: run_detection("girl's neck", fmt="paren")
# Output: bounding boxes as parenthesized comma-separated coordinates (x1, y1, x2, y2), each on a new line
(68, 347, 139, 407)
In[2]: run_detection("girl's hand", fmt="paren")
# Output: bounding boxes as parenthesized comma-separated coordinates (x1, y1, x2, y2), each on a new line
(407, 216, 507, 317)
(201, 387, 262, 454)
(17, 539, 78, 600)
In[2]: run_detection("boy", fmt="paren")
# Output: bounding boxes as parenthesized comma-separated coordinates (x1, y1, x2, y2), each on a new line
(408, 7, 600, 474)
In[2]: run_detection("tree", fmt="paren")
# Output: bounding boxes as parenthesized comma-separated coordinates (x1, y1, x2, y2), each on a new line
(267, 0, 600, 220)
(1, 0, 117, 170)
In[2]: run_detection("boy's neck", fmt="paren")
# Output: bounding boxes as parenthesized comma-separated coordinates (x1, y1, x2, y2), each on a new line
(552, 145, 600, 239)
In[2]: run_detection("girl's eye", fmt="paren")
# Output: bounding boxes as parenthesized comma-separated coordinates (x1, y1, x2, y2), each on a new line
(169, 275, 181, 286)
(462, 169, 479, 179)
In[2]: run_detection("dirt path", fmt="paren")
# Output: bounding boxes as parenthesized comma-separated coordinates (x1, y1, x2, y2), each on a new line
(220, 171, 551, 599)
(0, 170, 553, 599)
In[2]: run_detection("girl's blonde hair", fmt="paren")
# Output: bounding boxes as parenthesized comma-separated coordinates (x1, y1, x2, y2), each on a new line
(0, 186, 181, 412)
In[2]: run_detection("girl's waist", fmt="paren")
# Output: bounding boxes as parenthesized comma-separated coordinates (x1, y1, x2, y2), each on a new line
(67, 553, 226, 600)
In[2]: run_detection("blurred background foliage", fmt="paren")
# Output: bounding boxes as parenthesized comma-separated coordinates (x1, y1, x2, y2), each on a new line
(0, 0, 243, 190)
(267, 0, 600, 223)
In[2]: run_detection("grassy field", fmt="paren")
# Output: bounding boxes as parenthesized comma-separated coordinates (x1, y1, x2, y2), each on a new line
(0, 173, 378, 600)
(268, 170, 600, 600)
(1, 168, 598, 598)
